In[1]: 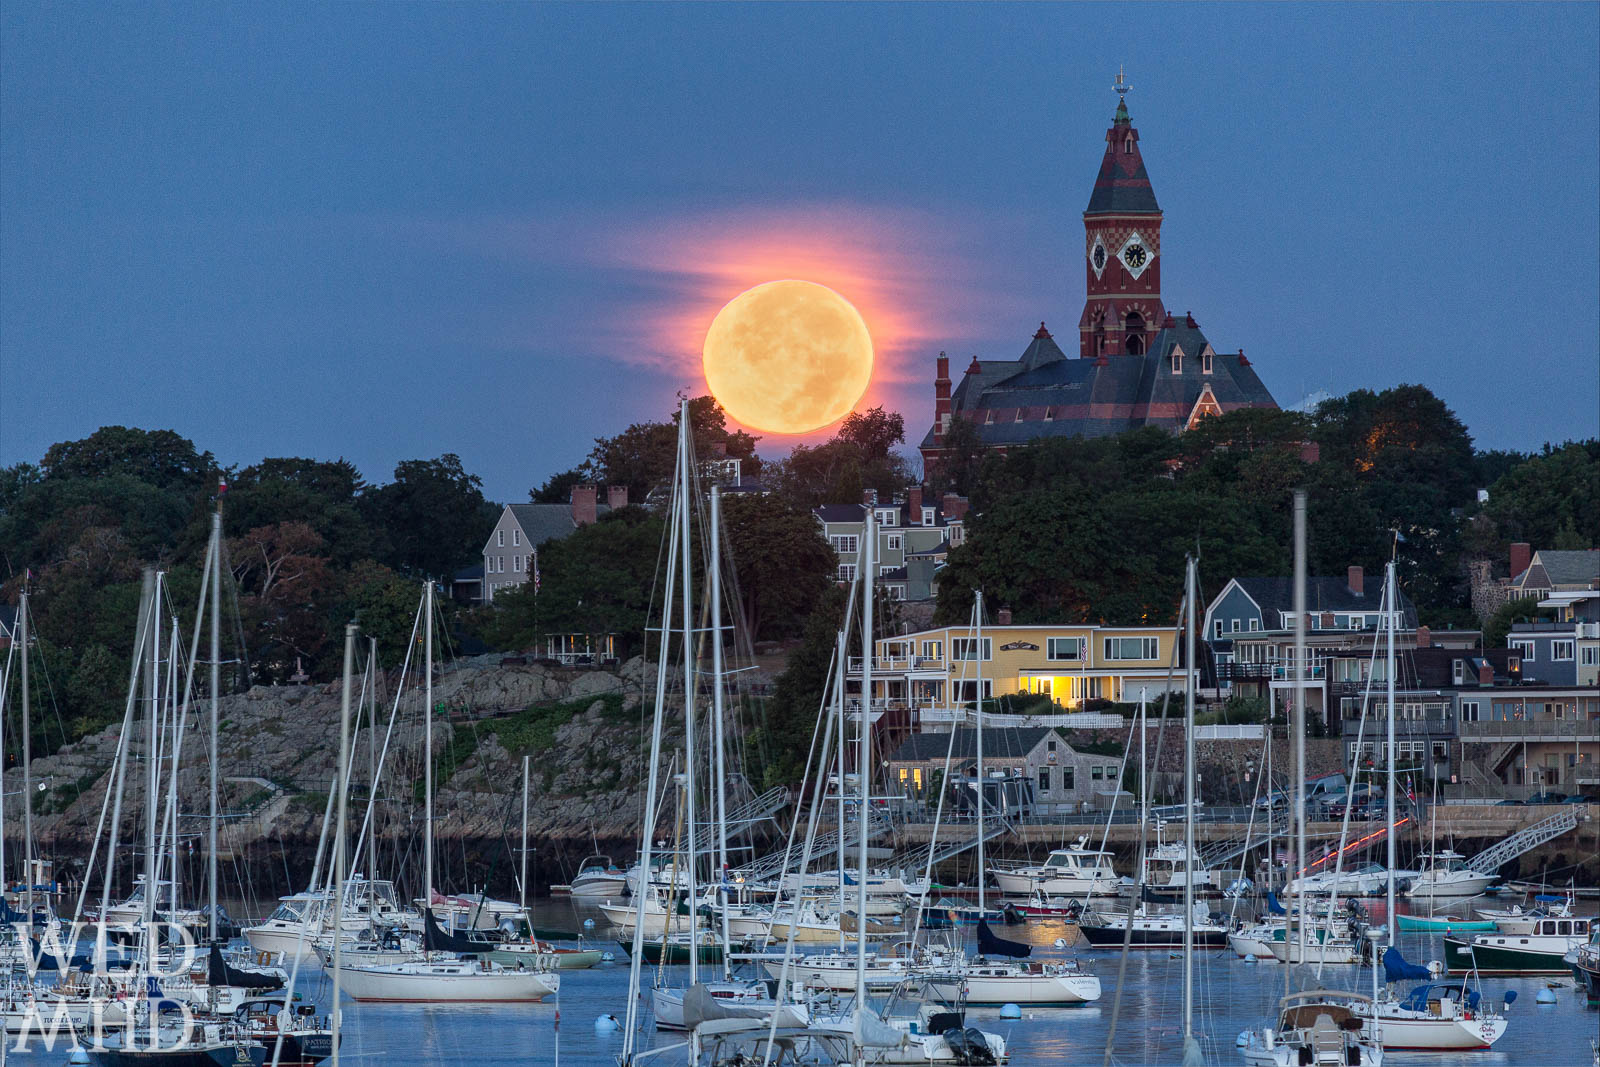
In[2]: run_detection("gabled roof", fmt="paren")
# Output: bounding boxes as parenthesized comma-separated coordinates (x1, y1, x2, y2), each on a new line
(887, 727, 1066, 763)
(1230, 576, 1419, 628)
(505, 502, 609, 549)
(813, 503, 866, 524)
(1521, 549, 1600, 588)
(1084, 100, 1161, 216)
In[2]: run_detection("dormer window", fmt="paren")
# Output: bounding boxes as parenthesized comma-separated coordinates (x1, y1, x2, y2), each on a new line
(922, 507, 935, 525)
(1202, 349, 1213, 375)
(1124, 135, 1133, 154)
(1171, 348, 1183, 374)
(1013, 408, 1024, 422)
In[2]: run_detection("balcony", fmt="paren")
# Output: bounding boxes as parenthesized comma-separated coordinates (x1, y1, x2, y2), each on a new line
(917, 706, 1125, 730)
(849, 655, 945, 673)
(1458, 717, 1600, 741)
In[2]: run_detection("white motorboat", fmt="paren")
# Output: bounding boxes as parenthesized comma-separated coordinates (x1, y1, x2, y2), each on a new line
(1240, 991, 1383, 1066)
(924, 957, 1101, 1004)
(1405, 851, 1498, 899)
(652, 979, 809, 1031)
(761, 949, 934, 991)
(1077, 901, 1230, 948)
(990, 835, 1121, 897)
(1475, 894, 1575, 934)
(1229, 923, 1280, 959)
(422, 889, 524, 931)
(1288, 863, 1393, 897)
(1141, 820, 1213, 890)
(245, 877, 417, 965)
(332, 954, 558, 1002)
(560, 854, 628, 898)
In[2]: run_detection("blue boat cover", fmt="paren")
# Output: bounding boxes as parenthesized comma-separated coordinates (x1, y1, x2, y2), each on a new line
(977, 920, 1030, 959)
(1383, 947, 1431, 984)
(1534, 894, 1564, 903)
(1265, 891, 1287, 916)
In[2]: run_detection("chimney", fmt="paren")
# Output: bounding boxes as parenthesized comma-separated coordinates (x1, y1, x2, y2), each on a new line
(1320, 612, 1335, 630)
(1416, 625, 1431, 649)
(570, 485, 598, 526)
(933, 353, 952, 443)
(1478, 661, 1493, 687)
(1347, 565, 1364, 597)
(862, 488, 878, 508)
(1509, 542, 1532, 580)
(606, 485, 629, 511)
(941, 493, 969, 523)
(907, 486, 924, 524)
(996, 606, 1013, 626)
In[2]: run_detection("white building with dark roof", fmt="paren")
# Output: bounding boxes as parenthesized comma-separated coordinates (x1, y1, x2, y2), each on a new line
(480, 485, 626, 602)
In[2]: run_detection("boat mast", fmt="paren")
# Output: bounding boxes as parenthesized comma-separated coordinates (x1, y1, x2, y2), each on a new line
(1385, 558, 1398, 946)
(974, 590, 985, 923)
(424, 578, 435, 919)
(1181, 557, 1199, 1063)
(333, 622, 356, 1067)
(18, 588, 33, 925)
(520, 754, 530, 919)
(368, 636, 379, 886)
(208, 500, 221, 944)
(145, 572, 162, 946)
(835, 623, 848, 953)
(710, 484, 732, 980)
(1291, 490, 1308, 989)
(676, 399, 700, 994)
(854, 506, 875, 1054)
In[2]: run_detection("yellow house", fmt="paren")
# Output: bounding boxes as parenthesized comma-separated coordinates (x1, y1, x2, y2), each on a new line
(851, 621, 1193, 730)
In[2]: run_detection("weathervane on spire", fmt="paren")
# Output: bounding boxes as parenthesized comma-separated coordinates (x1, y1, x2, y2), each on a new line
(1114, 65, 1132, 100)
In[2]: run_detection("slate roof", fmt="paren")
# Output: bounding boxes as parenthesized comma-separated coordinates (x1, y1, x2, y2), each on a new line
(887, 727, 1061, 763)
(920, 320, 1277, 450)
(507, 502, 610, 548)
(1230, 577, 1419, 628)
(1084, 101, 1161, 216)
(1404, 647, 1517, 689)
(1518, 549, 1600, 589)
(814, 504, 866, 524)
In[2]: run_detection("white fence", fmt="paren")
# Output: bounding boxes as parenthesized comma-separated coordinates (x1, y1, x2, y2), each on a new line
(1194, 724, 1266, 740)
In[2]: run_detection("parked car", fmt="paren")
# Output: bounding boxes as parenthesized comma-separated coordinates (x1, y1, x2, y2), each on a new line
(1561, 794, 1592, 804)
(1495, 798, 1525, 806)
(1526, 791, 1569, 805)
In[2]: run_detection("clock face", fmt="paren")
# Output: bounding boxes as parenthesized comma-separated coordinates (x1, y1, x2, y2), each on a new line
(1119, 232, 1153, 280)
(1090, 237, 1108, 279)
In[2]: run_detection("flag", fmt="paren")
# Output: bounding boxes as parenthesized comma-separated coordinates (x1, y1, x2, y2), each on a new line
(533, 547, 541, 594)
(217, 477, 228, 495)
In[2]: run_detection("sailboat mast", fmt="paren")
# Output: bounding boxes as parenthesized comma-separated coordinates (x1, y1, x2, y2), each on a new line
(520, 755, 530, 916)
(423, 579, 435, 911)
(974, 590, 985, 919)
(368, 637, 379, 885)
(676, 400, 700, 990)
(1385, 559, 1397, 945)
(333, 622, 356, 1067)
(855, 506, 875, 1031)
(835, 623, 848, 953)
(145, 573, 162, 936)
(208, 504, 221, 943)
(710, 484, 732, 979)
(1292, 490, 1308, 980)
(18, 589, 33, 924)
(1181, 557, 1196, 1048)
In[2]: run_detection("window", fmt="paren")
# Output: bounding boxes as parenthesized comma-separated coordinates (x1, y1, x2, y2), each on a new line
(1103, 636, 1159, 660)
(1214, 620, 1224, 638)
(1460, 701, 1480, 722)
(1047, 637, 1081, 661)
(921, 640, 943, 660)
(1202, 350, 1213, 374)
(952, 638, 992, 661)
(1038, 768, 1050, 794)
(885, 585, 906, 601)
(1062, 767, 1075, 790)
(512, 529, 521, 546)
(1091, 765, 1105, 780)
(1583, 647, 1599, 666)
(1047, 739, 1057, 752)
(1552, 640, 1574, 661)
(497, 530, 505, 547)
(513, 555, 521, 572)
(829, 534, 859, 554)
(885, 533, 903, 551)
(1431, 741, 1448, 760)
(922, 507, 936, 526)
(1249, 619, 1260, 632)
(1231, 619, 1241, 633)
(837, 564, 857, 582)
(1510, 639, 1535, 662)
(1171, 350, 1182, 374)
(953, 679, 994, 703)
(877, 508, 897, 527)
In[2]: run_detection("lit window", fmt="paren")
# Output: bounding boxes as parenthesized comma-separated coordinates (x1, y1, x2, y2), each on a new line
(921, 641, 943, 660)
(1510, 639, 1535, 662)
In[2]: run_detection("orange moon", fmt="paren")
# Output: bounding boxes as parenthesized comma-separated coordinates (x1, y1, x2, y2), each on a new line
(702, 279, 873, 434)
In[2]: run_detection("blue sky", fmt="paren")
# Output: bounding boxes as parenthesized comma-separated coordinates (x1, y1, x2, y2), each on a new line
(3, 3, 1596, 502)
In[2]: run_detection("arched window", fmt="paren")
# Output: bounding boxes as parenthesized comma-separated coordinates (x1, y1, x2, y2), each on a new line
(1124, 311, 1145, 356)
(1124, 136, 1134, 154)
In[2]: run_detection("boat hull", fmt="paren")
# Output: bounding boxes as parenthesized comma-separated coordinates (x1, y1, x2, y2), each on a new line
(1443, 936, 1576, 975)
(616, 939, 727, 966)
(88, 1044, 268, 1066)
(1395, 915, 1495, 933)
(1369, 1013, 1506, 1051)
(333, 961, 558, 1002)
(1077, 924, 1227, 949)
(926, 971, 1101, 1005)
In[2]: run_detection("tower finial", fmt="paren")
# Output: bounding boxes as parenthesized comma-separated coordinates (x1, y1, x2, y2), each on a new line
(1114, 65, 1132, 101)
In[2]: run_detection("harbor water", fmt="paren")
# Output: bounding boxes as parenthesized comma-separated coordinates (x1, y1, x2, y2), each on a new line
(6, 898, 1596, 1065)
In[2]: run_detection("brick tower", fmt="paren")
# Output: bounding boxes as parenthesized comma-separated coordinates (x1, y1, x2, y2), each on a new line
(1078, 71, 1167, 359)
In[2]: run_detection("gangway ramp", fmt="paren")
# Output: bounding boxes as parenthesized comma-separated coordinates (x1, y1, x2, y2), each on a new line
(1466, 809, 1578, 875)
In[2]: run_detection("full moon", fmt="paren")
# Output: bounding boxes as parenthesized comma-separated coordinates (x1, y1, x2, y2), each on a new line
(702, 279, 873, 434)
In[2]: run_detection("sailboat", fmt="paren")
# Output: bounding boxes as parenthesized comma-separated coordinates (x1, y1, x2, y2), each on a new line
(920, 592, 1101, 1006)
(332, 582, 558, 1003)
(1239, 495, 1382, 1067)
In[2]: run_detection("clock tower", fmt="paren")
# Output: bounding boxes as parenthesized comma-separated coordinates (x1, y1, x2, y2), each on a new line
(1078, 72, 1166, 359)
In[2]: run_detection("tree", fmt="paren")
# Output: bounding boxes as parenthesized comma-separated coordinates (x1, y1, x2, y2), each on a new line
(41, 426, 216, 491)
(835, 406, 905, 460)
(1481, 441, 1598, 551)
(720, 494, 836, 643)
(223, 457, 375, 565)
(531, 467, 586, 504)
(1484, 595, 1548, 650)
(928, 415, 988, 497)
(340, 560, 425, 666)
(747, 587, 846, 788)
(228, 522, 338, 679)
(361, 454, 498, 579)
(586, 396, 761, 502)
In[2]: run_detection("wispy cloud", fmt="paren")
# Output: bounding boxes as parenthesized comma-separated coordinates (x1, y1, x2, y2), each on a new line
(415, 200, 1038, 440)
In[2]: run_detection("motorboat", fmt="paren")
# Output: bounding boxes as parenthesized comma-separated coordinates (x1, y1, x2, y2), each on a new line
(1265, 914, 1366, 965)
(1445, 915, 1593, 974)
(1476, 893, 1576, 934)
(233, 997, 336, 1066)
(1239, 991, 1383, 1066)
(555, 854, 627, 898)
(1405, 851, 1498, 899)
(1288, 863, 1393, 898)
(245, 877, 416, 966)
(989, 836, 1121, 897)
(1567, 922, 1600, 1003)
(652, 979, 809, 1031)
(1077, 901, 1229, 948)
(1141, 820, 1213, 891)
